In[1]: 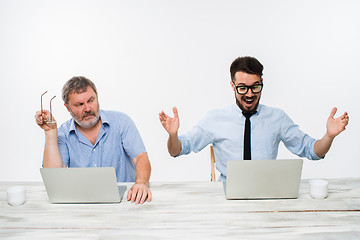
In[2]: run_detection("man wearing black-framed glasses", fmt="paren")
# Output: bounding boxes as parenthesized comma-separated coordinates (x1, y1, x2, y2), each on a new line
(159, 56, 349, 181)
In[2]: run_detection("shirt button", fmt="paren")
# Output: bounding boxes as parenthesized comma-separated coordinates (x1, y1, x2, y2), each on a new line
(94, 164, 97, 167)
(93, 149, 96, 152)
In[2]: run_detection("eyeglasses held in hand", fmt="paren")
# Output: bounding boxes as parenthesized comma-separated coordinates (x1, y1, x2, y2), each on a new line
(41, 91, 56, 124)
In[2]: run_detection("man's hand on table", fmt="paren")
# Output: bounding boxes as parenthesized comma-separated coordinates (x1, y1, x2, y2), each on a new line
(127, 182, 152, 204)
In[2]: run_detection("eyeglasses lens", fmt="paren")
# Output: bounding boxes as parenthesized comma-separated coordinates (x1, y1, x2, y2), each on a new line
(252, 85, 262, 93)
(237, 86, 248, 94)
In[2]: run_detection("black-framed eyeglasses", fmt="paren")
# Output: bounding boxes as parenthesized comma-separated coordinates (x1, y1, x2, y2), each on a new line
(233, 83, 263, 95)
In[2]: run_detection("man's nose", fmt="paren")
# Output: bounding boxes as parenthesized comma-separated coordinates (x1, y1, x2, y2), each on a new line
(245, 88, 254, 97)
(83, 103, 91, 112)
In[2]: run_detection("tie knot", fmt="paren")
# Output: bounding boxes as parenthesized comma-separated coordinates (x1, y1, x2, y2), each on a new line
(242, 111, 256, 119)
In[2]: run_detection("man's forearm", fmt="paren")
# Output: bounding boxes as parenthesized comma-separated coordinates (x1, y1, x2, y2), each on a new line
(167, 134, 181, 157)
(135, 153, 151, 185)
(314, 133, 334, 158)
(43, 129, 64, 168)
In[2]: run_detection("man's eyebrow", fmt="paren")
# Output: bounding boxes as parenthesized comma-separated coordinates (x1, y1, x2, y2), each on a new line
(237, 81, 262, 86)
(74, 96, 94, 104)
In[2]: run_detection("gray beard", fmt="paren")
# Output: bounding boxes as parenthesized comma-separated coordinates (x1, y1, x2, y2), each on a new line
(69, 108, 100, 129)
(74, 114, 100, 128)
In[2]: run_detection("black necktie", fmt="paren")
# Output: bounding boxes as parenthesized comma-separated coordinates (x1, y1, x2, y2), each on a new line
(243, 112, 256, 160)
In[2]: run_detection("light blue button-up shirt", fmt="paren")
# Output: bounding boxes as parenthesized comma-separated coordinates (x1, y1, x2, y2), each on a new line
(57, 110, 147, 182)
(178, 104, 322, 181)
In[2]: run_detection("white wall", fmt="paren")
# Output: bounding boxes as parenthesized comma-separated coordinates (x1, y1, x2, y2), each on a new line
(0, 0, 359, 181)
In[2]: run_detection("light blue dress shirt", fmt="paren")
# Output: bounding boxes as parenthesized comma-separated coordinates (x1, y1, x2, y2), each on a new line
(58, 110, 147, 182)
(178, 104, 322, 181)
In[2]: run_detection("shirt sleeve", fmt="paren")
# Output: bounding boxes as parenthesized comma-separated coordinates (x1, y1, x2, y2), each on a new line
(121, 116, 147, 160)
(280, 112, 322, 160)
(178, 125, 213, 156)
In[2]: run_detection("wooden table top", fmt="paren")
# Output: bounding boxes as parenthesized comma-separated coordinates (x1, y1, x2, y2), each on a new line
(1, 179, 360, 239)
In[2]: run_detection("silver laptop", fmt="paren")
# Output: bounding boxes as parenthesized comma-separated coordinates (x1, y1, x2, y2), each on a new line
(225, 159, 303, 199)
(40, 167, 127, 203)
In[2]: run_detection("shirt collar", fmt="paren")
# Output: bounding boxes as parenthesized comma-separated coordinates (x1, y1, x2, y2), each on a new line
(254, 104, 261, 115)
(99, 110, 109, 125)
(233, 103, 262, 117)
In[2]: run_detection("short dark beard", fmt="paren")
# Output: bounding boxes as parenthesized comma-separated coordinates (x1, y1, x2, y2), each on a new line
(235, 95, 260, 113)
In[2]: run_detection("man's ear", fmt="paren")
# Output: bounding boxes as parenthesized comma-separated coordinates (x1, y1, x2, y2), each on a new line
(64, 103, 70, 112)
(230, 80, 235, 91)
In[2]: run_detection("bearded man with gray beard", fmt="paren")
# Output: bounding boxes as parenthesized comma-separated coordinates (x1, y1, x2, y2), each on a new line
(35, 76, 151, 204)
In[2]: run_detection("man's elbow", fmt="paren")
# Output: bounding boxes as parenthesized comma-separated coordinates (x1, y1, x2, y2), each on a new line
(169, 150, 180, 158)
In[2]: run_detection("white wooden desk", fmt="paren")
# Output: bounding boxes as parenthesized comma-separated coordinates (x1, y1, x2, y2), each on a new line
(1, 179, 360, 239)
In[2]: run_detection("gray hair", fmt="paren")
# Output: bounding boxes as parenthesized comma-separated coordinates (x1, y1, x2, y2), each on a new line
(62, 76, 97, 104)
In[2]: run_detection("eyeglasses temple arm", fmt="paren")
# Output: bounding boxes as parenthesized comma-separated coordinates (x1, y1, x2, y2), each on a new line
(41, 91, 48, 113)
(50, 96, 56, 122)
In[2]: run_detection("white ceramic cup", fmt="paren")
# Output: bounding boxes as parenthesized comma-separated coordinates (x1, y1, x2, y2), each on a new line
(7, 186, 26, 206)
(309, 179, 328, 199)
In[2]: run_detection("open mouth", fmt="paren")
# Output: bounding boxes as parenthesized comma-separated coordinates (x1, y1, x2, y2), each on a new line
(243, 97, 255, 106)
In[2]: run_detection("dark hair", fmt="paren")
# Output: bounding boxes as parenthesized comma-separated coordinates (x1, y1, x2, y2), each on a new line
(230, 56, 263, 81)
(62, 76, 97, 104)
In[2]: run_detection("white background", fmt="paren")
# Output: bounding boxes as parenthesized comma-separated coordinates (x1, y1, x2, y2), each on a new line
(0, 0, 359, 182)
